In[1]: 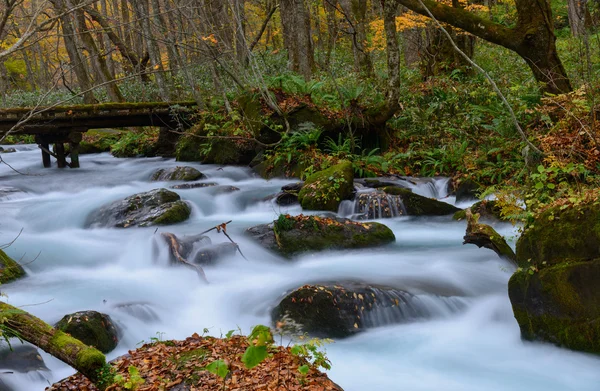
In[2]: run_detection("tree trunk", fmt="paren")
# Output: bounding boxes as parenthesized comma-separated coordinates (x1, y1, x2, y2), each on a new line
(133, 0, 170, 100)
(567, 0, 590, 36)
(280, 0, 314, 79)
(0, 301, 106, 386)
(396, 0, 572, 94)
(382, 0, 400, 115)
(72, 1, 124, 102)
(50, 0, 96, 103)
(339, 0, 374, 76)
(324, 0, 339, 65)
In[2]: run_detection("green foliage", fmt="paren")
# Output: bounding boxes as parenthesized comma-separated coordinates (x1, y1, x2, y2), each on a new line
(111, 130, 158, 158)
(242, 325, 273, 369)
(96, 364, 116, 390)
(113, 366, 145, 390)
(290, 338, 332, 372)
(205, 359, 230, 379)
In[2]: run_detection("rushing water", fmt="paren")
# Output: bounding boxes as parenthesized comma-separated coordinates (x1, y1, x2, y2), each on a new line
(0, 145, 599, 391)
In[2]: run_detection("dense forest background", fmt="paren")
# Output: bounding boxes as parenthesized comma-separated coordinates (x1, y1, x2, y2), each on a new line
(2, 0, 600, 218)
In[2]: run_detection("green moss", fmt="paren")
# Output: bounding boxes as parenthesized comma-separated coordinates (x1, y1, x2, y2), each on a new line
(55, 312, 118, 353)
(298, 161, 354, 212)
(111, 129, 159, 158)
(516, 202, 600, 268)
(151, 167, 204, 181)
(153, 201, 191, 225)
(508, 259, 600, 354)
(79, 131, 123, 154)
(453, 200, 504, 221)
(173, 348, 207, 370)
(0, 249, 25, 284)
(273, 215, 395, 256)
(383, 187, 461, 216)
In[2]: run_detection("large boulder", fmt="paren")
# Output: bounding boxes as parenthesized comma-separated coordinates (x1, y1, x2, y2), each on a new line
(86, 189, 191, 228)
(151, 166, 205, 182)
(298, 161, 354, 212)
(272, 283, 447, 338)
(175, 125, 257, 165)
(453, 200, 504, 222)
(509, 201, 600, 354)
(382, 187, 461, 216)
(509, 259, 600, 354)
(55, 311, 119, 353)
(516, 202, 600, 269)
(0, 249, 25, 284)
(248, 214, 395, 257)
(453, 179, 481, 203)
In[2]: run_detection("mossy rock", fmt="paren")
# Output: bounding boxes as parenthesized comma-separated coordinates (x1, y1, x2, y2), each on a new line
(110, 129, 159, 158)
(272, 283, 431, 339)
(0, 249, 25, 284)
(271, 214, 395, 256)
(175, 124, 257, 165)
(508, 259, 600, 354)
(55, 311, 119, 353)
(453, 179, 481, 203)
(151, 166, 205, 182)
(298, 161, 354, 212)
(78, 131, 123, 154)
(516, 202, 600, 269)
(382, 187, 461, 216)
(252, 155, 308, 179)
(85, 188, 191, 228)
(453, 200, 503, 221)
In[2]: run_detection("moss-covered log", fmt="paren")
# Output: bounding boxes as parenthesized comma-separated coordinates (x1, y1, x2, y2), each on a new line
(0, 301, 106, 386)
(463, 208, 516, 265)
(0, 249, 25, 284)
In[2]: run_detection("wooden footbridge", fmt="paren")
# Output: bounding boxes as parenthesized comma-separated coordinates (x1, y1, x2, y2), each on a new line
(0, 101, 197, 168)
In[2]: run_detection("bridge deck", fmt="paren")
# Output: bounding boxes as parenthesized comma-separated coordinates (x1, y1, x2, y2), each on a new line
(0, 101, 197, 134)
(0, 101, 198, 168)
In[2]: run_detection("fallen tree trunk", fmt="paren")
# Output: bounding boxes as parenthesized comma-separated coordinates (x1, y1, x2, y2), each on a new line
(0, 301, 107, 386)
(463, 208, 517, 266)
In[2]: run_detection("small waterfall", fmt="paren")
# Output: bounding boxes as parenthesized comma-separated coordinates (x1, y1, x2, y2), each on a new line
(339, 190, 406, 219)
(361, 288, 468, 329)
(398, 177, 451, 199)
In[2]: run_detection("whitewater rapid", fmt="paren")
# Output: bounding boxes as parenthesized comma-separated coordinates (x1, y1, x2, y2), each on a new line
(0, 145, 599, 391)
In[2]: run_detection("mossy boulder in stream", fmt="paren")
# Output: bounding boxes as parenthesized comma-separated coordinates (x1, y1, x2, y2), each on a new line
(298, 161, 354, 212)
(382, 187, 461, 216)
(509, 259, 600, 354)
(0, 249, 25, 284)
(151, 166, 205, 181)
(453, 200, 504, 222)
(516, 202, 600, 268)
(272, 283, 443, 338)
(508, 201, 600, 354)
(248, 214, 395, 257)
(85, 188, 191, 228)
(55, 311, 119, 353)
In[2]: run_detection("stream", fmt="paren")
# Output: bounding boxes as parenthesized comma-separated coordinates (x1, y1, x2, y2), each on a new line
(1, 145, 600, 391)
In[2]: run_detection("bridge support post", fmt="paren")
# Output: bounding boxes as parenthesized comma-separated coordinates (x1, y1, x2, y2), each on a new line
(35, 135, 52, 168)
(55, 143, 67, 169)
(68, 131, 83, 169)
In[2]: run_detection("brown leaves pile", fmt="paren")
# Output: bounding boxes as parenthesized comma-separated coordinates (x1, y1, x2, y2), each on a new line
(47, 335, 342, 391)
(536, 87, 600, 170)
